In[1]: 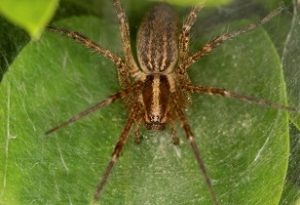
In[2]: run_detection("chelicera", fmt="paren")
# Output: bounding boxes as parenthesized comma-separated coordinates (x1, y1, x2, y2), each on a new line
(46, 0, 295, 204)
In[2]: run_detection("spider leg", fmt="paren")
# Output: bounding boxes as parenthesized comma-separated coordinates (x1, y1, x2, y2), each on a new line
(45, 92, 122, 135)
(174, 100, 218, 205)
(171, 127, 180, 145)
(133, 116, 143, 144)
(179, 5, 203, 62)
(183, 84, 297, 112)
(112, 0, 141, 77)
(134, 127, 142, 144)
(46, 82, 142, 135)
(181, 6, 284, 72)
(47, 26, 131, 87)
(93, 103, 141, 203)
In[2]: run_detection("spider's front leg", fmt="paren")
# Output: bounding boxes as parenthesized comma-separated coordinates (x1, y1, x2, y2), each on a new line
(133, 112, 144, 144)
(170, 125, 181, 145)
(93, 102, 142, 203)
(172, 94, 219, 205)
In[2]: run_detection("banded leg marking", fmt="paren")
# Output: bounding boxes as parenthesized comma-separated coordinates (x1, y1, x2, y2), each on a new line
(172, 94, 218, 205)
(182, 6, 284, 71)
(112, 0, 141, 76)
(46, 82, 143, 135)
(47, 26, 131, 87)
(183, 84, 297, 112)
(93, 103, 141, 203)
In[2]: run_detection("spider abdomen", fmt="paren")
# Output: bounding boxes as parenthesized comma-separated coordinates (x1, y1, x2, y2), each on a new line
(137, 3, 179, 74)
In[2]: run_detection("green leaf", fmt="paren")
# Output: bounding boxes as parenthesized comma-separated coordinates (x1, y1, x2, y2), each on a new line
(282, 3, 300, 130)
(0, 0, 59, 39)
(164, 0, 232, 6)
(280, 181, 300, 205)
(0, 9, 289, 205)
(0, 17, 29, 81)
(280, 126, 300, 205)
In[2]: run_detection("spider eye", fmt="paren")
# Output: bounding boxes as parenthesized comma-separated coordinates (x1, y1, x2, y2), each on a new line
(144, 114, 166, 130)
(150, 114, 160, 122)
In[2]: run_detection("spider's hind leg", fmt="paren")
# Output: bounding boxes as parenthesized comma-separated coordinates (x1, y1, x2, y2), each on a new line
(112, 0, 141, 77)
(179, 5, 204, 60)
(181, 6, 284, 71)
(47, 26, 131, 88)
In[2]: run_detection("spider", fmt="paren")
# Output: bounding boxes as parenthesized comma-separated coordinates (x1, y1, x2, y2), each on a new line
(46, 0, 295, 204)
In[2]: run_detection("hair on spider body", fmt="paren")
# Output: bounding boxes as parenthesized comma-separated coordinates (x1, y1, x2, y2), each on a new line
(46, 1, 296, 204)
(142, 74, 171, 130)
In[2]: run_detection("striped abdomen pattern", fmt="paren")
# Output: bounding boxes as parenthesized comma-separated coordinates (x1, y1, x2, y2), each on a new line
(137, 4, 179, 73)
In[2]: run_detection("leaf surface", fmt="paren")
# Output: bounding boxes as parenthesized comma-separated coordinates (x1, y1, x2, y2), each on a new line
(0, 0, 59, 39)
(0, 13, 289, 205)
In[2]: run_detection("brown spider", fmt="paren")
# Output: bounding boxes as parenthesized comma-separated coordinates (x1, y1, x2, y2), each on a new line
(46, 0, 295, 204)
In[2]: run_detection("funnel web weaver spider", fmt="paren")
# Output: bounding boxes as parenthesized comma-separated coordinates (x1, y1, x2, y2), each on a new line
(46, 0, 296, 204)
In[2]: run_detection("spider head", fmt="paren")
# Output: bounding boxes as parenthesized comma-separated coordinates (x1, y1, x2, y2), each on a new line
(142, 74, 170, 130)
(145, 114, 166, 130)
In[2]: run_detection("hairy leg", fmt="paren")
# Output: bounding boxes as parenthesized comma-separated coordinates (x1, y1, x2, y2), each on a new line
(179, 5, 204, 61)
(183, 84, 297, 112)
(172, 94, 218, 205)
(46, 82, 143, 135)
(112, 0, 141, 77)
(181, 6, 284, 72)
(170, 124, 180, 145)
(133, 111, 144, 144)
(47, 26, 131, 87)
(93, 103, 141, 203)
